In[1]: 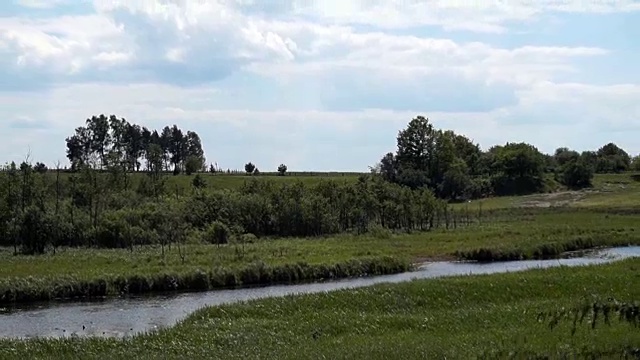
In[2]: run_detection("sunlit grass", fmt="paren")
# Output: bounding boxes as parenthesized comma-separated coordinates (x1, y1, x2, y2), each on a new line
(3, 258, 640, 359)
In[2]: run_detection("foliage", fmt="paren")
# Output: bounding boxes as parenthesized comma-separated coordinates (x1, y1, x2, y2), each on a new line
(539, 297, 640, 336)
(3, 258, 640, 358)
(244, 162, 256, 175)
(277, 164, 287, 176)
(373, 116, 635, 200)
(191, 174, 207, 190)
(204, 221, 231, 245)
(65, 114, 205, 174)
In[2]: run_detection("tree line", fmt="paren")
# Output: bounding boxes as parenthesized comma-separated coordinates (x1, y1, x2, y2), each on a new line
(0, 114, 638, 256)
(372, 116, 636, 199)
(65, 115, 206, 175)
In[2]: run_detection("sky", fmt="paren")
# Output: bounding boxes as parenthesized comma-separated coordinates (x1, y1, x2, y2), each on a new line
(1, 0, 639, 171)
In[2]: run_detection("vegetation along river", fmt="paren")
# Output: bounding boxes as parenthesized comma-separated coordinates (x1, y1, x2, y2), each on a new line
(1, 246, 639, 340)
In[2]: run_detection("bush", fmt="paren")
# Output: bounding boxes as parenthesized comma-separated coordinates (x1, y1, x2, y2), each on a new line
(204, 221, 231, 245)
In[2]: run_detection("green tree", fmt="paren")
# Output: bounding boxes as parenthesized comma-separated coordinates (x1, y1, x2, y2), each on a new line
(277, 164, 287, 176)
(185, 155, 203, 175)
(192, 174, 207, 190)
(490, 142, 546, 196)
(245, 162, 256, 175)
(559, 159, 593, 189)
(553, 147, 580, 168)
(18, 206, 54, 255)
(395, 116, 437, 177)
(204, 221, 231, 246)
(86, 114, 111, 169)
(595, 142, 630, 173)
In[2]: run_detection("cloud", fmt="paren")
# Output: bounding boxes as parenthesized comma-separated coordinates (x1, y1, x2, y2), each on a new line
(0, 0, 639, 170)
(2, 79, 639, 170)
(16, 0, 73, 9)
(234, 0, 640, 33)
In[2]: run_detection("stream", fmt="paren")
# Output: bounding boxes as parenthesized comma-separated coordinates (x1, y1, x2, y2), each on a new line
(1, 246, 639, 340)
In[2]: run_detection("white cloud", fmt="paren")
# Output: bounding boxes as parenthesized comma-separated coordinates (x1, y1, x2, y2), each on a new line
(236, 0, 640, 33)
(16, 0, 72, 9)
(2, 79, 639, 170)
(1, 0, 639, 170)
(0, 14, 130, 74)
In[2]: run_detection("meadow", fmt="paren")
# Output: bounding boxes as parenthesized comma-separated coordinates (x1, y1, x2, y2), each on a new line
(2, 256, 639, 359)
(1, 172, 640, 304)
(48, 170, 363, 193)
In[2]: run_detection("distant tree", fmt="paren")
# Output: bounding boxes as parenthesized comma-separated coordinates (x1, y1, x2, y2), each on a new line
(554, 147, 580, 168)
(34, 162, 48, 174)
(632, 155, 640, 171)
(395, 116, 437, 176)
(559, 158, 593, 189)
(490, 142, 546, 196)
(254, 167, 260, 175)
(192, 174, 207, 190)
(18, 206, 53, 255)
(595, 143, 630, 173)
(204, 221, 231, 247)
(377, 152, 397, 182)
(277, 164, 288, 176)
(438, 158, 471, 200)
(185, 155, 203, 175)
(245, 162, 256, 175)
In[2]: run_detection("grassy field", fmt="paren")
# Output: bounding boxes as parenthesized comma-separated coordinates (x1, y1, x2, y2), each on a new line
(2, 172, 640, 303)
(2, 172, 640, 357)
(44, 171, 364, 193)
(2, 257, 639, 359)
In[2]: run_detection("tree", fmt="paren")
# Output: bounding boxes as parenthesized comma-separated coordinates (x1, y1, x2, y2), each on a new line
(142, 143, 166, 198)
(395, 116, 437, 175)
(595, 142, 630, 173)
(86, 114, 111, 169)
(553, 147, 580, 168)
(204, 221, 231, 247)
(377, 152, 397, 182)
(438, 158, 471, 200)
(18, 206, 54, 255)
(185, 155, 203, 175)
(632, 155, 640, 171)
(34, 162, 48, 174)
(245, 162, 256, 175)
(490, 142, 546, 196)
(277, 164, 288, 176)
(192, 174, 207, 190)
(559, 159, 593, 189)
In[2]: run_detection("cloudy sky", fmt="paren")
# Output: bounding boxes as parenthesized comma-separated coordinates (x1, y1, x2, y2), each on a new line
(1, 0, 639, 171)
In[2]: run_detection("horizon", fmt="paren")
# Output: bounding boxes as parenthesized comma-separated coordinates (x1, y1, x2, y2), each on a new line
(1, 1, 639, 172)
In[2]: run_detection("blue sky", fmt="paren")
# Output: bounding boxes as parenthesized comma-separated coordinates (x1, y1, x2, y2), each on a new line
(1, 0, 639, 171)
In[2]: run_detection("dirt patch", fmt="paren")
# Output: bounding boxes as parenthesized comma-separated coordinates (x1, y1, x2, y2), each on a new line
(515, 190, 596, 208)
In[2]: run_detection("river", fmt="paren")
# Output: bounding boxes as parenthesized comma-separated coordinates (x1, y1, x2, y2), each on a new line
(1, 246, 639, 340)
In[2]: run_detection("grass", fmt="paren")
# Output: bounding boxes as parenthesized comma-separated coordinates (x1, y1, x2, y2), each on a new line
(2, 172, 640, 357)
(2, 172, 640, 303)
(2, 257, 640, 359)
(2, 204, 639, 303)
(45, 171, 363, 193)
(0, 255, 410, 304)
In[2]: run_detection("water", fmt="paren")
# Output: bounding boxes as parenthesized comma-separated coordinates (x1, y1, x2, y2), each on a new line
(1, 246, 639, 340)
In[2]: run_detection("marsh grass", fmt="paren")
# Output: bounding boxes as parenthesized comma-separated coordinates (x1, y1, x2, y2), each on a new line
(0, 256, 410, 304)
(2, 197, 640, 303)
(3, 258, 640, 359)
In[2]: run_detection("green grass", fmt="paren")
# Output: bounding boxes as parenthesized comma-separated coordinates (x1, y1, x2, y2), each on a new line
(2, 204, 640, 303)
(46, 171, 363, 193)
(3, 172, 640, 302)
(3, 258, 640, 359)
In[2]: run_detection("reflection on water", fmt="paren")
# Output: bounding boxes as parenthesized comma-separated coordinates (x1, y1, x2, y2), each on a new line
(1, 246, 639, 340)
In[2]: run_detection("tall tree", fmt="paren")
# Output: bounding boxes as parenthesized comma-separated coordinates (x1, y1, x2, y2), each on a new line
(86, 115, 111, 169)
